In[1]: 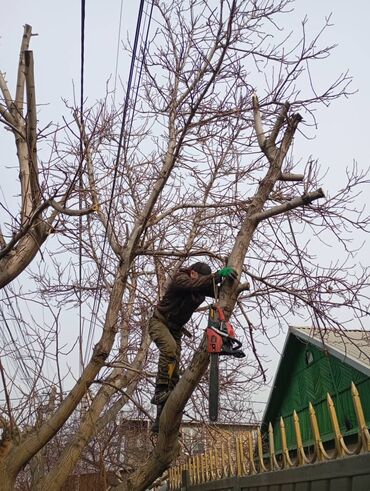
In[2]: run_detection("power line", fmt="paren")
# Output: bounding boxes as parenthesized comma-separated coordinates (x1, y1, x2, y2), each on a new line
(106, 0, 155, 269)
(85, 0, 148, 360)
(109, 0, 155, 243)
(123, 0, 155, 157)
(78, 0, 86, 374)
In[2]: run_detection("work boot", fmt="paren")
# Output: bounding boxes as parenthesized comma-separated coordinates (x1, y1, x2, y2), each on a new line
(150, 390, 170, 405)
(150, 384, 171, 405)
(151, 404, 164, 433)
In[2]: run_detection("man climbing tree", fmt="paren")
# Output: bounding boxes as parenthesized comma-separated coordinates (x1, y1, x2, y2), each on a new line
(149, 261, 237, 432)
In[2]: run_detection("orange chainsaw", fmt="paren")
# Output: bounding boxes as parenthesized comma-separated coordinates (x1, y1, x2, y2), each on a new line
(206, 304, 245, 422)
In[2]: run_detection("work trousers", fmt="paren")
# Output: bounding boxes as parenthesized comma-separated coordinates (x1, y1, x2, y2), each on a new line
(149, 311, 182, 392)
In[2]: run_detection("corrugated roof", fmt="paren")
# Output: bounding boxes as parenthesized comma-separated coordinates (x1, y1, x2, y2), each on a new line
(290, 326, 370, 377)
(261, 326, 370, 426)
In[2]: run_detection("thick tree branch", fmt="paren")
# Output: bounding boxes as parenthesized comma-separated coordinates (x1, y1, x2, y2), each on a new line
(279, 173, 304, 181)
(269, 102, 289, 145)
(0, 75, 14, 115)
(15, 24, 33, 117)
(278, 113, 303, 159)
(24, 50, 41, 210)
(0, 222, 50, 289)
(35, 331, 150, 491)
(0, 199, 95, 261)
(252, 92, 267, 150)
(218, 97, 303, 319)
(7, 263, 129, 476)
(49, 200, 98, 216)
(250, 188, 325, 222)
(124, 337, 210, 491)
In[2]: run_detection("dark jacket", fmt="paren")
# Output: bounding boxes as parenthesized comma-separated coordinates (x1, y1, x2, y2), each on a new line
(155, 268, 220, 331)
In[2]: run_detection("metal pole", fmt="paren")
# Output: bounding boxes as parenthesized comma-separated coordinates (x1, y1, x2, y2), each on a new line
(181, 469, 190, 490)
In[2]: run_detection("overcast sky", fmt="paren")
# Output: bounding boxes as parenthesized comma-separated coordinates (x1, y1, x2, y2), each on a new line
(1, 1, 368, 231)
(1, 1, 369, 416)
(2, 1, 369, 167)
(2, 1, 369, 210)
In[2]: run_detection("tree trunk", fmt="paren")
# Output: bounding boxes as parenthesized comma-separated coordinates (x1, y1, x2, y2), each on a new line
(119, 341, 210, 491)
(0, 463, 16, 491)
(120, 100, 316, 491)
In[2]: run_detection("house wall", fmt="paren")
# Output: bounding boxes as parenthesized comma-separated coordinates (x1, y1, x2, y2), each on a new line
(264, 335, 370, 451)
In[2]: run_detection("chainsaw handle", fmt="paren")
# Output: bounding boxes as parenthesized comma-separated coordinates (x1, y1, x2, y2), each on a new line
(211, 303, 225, 321)
(231, 336, 242, 350)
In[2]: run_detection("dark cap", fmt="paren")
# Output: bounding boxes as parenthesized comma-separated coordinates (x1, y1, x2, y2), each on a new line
(190, 261, 212, 275)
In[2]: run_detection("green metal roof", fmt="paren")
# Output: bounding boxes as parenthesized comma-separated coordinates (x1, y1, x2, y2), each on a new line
(289, 326, 370, 377)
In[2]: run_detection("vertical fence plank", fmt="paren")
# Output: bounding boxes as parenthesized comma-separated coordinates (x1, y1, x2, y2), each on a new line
(167, 383, 370, 490)
(351, 382, 370, 452)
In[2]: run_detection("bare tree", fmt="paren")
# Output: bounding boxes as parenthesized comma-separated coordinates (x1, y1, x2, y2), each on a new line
(0, 1, 369, 491)
(0, 25, 96, 289)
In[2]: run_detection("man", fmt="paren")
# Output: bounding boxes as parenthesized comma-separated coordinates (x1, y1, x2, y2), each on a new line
(149, 261, 237, 432)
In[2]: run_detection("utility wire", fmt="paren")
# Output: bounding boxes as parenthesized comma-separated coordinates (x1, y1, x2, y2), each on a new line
(113, 0, 155, 251)
(110, 0, 155, 239)
(79, 0, 86, 374)
(123, 0, 155, 157)
(85, 0, 147, 361)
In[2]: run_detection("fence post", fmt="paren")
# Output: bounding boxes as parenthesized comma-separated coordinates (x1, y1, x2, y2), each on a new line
(232, 475, 241, 491)
(181, 469, 190, 490)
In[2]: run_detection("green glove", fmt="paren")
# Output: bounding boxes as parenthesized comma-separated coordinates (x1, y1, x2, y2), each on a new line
(218, 267, 237, 280)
